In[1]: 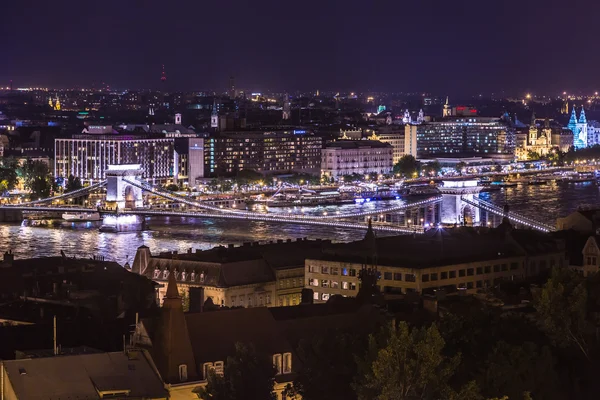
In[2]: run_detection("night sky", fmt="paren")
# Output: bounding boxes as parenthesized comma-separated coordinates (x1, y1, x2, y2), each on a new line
(2, 0, 599, 95)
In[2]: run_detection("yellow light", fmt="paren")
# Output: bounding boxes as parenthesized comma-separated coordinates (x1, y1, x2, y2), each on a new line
(526, 94, 531, 99)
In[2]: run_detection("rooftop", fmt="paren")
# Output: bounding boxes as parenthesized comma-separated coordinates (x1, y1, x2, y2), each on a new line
(325, 140, 392, 149)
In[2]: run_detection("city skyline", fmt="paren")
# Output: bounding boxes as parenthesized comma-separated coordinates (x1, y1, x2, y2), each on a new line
(3, 0, 600, 95)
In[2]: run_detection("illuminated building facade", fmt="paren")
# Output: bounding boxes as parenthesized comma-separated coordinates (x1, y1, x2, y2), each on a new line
(372, 124, 418, 164)
(55, 133, 204, 184)
(206, 130, 322, 176)
(321, 140, 393, 179)
(567, 106, 588, 149)
(416, 116, 515, 158)
(305, 228, 565, 302)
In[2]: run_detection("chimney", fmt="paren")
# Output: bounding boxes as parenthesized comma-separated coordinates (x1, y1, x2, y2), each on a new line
(300, 288, 314, 305)
(189, 287, 205, 312)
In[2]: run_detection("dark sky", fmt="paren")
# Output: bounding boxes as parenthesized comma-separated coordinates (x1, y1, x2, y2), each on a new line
(2, 0, 599, 95)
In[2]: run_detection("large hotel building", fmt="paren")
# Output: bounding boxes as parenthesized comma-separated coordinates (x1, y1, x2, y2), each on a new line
(416, 116, 515, 159)
(55, 127, 204, 185)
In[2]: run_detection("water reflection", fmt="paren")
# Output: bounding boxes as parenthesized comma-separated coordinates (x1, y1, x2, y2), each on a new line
(1, 183, 598, 265)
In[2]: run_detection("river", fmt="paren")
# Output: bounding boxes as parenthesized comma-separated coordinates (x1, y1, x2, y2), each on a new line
(1, 181, 598, 265)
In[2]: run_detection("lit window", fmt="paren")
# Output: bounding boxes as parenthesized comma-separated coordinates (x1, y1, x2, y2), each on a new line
(214, 361, 224, 377)
(283, 353, 292, 374)
(202, 362, 213, 380)
(178, 364, 188, 382)
(273, 354, 282, 375)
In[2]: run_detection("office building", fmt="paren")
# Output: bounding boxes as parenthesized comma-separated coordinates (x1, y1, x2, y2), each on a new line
(416, 116, 515, 159)
(206, 130, 322, 176)
(372, 124, 418, 163)
(305, 225, 565, 302)
(321, 140, 393, 179)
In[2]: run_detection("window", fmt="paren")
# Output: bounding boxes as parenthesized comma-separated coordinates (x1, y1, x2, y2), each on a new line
(231, 297, 236, 306)
(322, 293, 330, 301)
(467, 268, 474, 276)
(309, 279, 318, 287)
(248, 296, 253, 307)
(342, 281, 349, 290)
(405, 274, 416, 282)
(441, 271, 448, 280)
(162, 270, 169, 279)
(266, 294, 271, 304)
(493, 265, 500, 273)
(476, 267, 483, 275)
(273, 354, 282, 375)
(331, 281, 339, 289)
(484, 266, 491, 273)
(384, 272, 392, 280)
(331, 267, 339, 275)
(431, 273, 438, 281)
(342, 268, 348, 276)
(214, 361, 224, 377)
(321, 279, 329, 288)
(349, 269, 357, 277)
(449, 271, 456, 279)
(394, 273, 402, 281)
(153, 269, 160, 279)
(309, 265, 318, 273)
(510, 262, 518, 270)
(313, 292, 319, 300)
(422, 274, 430, 282)
(467, 282, 474, 289)
(501, 264, 508, 272)
(350, 283, 357, 291)
(179, 364, 188, 382)
(476, 280, 483, 288)
(322, 266, 329, 274)
(459, 269, 466, 277)
(203, 363, 214, 380)
(283, 353, 292, 374)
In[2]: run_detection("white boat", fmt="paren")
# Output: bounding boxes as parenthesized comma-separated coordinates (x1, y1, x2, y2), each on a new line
(62, 212, 101, 221)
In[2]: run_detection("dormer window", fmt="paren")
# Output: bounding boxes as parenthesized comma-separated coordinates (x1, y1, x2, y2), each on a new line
(203, 362, 214, 380)
(153, 269, 161, 279)
(162, 269, 169, 280)
(181, 271, 187, 281)
(214, 361, 224, 377)
(283, 353, 292, 374)
(273, 354, 282, 375)
(178, 364, 188, 382)
(190, 271, 196, 281)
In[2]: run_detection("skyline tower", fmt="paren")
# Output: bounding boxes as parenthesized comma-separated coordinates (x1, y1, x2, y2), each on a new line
(161, 65, 167, 83)
(228, 76, 236, 98)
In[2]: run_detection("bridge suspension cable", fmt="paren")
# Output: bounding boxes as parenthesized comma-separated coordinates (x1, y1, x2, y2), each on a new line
(6, 181, 107, 207)
(460, 196, 555, 232)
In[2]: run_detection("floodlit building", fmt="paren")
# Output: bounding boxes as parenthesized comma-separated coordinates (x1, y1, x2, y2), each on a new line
(567, 106, 588, 149)
(321, 140, 393, 179)
(416, 116, 515, 159)
(305, 224, 565, 302)
(206, 130, 322, 176)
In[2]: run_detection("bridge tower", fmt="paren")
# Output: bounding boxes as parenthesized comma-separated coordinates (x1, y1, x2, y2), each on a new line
(438, 180, 482, 226)
(105, 164, 144, 209)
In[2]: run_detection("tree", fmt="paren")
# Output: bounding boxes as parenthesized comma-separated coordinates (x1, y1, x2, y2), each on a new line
(393, 155, 420, 178)
(422, 161, 441, 177)
(197, 342, 276, 400)
(534, 267, 589, 359)
(0, 166, 18, 194)
(353, 322, 459, 400)
(285, 331, 364, 400)
(455, 161, 467, 175)
(479, 341, 560, 400)
(65, 175, 83, 192)
(235, 169, 263, 186)
(19, 160, 54, 199)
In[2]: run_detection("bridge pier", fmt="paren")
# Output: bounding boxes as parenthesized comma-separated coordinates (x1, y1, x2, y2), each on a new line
(0, 209, 24, 222)
(99, 214, 145, 233)
(439, 180, 482, 226)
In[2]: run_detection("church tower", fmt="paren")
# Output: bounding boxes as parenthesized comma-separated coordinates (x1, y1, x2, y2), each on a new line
(442, 96, 451, 117)
(417, 109, 425, 124)
(211, 98, 219, 129)
(402, 109, 411, 124)
(151, 271, 198, 383)
(528, 112, 537, 145)
(282, 93, 291, 120)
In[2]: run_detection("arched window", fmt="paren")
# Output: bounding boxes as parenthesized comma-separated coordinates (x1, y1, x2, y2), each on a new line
(283, 353, 292, 374)
(178, 364, 188, 382)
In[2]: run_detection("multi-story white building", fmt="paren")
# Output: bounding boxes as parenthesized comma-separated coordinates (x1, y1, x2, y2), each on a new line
(321, 140, 393, 179)
(55, 133, 204, 184)
(373, 124, 418, 164)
